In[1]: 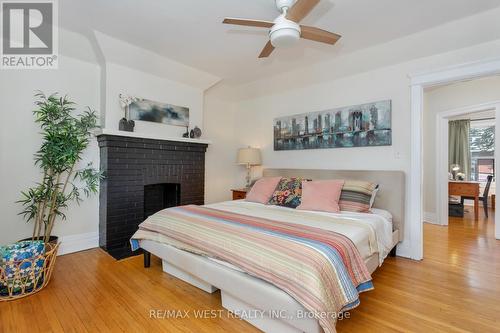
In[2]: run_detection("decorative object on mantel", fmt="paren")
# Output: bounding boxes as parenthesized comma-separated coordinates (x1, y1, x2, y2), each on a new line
(6, 92, 103, 300)
(273, 100, 392, 150)
(119, 118, 135, 132)
(237, 147, 262, 188)
(118, 94, 138, 132)
(129, 97, 189, 127)
(192, 126, 202, 138)
(183, 125, 202, 139)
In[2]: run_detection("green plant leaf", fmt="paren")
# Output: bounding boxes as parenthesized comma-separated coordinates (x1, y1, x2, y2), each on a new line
(19, 92, 101, 239)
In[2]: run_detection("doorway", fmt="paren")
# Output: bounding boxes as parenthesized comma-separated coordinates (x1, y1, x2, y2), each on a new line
(433, 102, 499, 227)
(409, 60, 500, 260)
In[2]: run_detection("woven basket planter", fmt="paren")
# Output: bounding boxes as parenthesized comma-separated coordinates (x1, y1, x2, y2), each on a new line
(0, 241, 59, 301)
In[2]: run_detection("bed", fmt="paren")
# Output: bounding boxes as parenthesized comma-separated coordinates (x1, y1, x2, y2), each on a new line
(132, 169, 405, 333)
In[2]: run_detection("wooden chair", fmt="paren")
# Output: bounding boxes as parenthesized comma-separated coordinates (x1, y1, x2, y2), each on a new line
(461, 175, 494, 217)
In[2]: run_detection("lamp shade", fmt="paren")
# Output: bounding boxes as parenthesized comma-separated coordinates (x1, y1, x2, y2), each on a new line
(237, 147, 261, 166)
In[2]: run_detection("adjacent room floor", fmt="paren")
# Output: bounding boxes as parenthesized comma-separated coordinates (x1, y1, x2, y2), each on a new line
(1, 210, 499, 333)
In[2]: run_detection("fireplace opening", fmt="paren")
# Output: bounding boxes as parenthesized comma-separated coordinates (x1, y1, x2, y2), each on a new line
(144, 183, 180, 218)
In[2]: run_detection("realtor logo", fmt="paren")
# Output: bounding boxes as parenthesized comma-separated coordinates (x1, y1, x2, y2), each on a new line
(1, 0, 58, 69)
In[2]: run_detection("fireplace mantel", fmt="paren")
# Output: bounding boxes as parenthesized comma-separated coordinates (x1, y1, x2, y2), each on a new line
(94, 128, 212, 145)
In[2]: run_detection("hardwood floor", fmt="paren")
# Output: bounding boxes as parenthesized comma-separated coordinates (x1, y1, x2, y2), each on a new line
(1, 210, 499, 333)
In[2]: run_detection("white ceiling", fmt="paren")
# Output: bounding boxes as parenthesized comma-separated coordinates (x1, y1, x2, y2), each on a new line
(60, 0, 500, 84)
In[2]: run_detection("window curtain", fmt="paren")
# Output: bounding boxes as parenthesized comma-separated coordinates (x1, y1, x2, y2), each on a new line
(449, 119, 471, 180)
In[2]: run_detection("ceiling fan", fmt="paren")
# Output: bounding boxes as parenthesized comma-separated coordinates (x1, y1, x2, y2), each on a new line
(222, 0, 341, 58)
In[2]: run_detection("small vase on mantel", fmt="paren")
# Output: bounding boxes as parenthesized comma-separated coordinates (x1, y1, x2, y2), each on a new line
(118, 94, 137, 132)
(119, 117, 135, 132)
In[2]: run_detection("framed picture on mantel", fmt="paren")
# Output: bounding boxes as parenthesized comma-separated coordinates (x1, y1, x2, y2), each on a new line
(273, 100, 392, 151)
(129, 98, 189, 127)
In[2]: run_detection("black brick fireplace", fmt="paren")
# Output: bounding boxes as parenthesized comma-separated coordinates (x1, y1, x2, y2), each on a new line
(97, 134, 208, 259)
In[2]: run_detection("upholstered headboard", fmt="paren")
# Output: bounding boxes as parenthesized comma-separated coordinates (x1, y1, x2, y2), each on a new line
(263, 168, 405, 240)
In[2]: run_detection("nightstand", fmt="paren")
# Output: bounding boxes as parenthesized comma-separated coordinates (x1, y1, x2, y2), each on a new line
(231, 188, 248, 200)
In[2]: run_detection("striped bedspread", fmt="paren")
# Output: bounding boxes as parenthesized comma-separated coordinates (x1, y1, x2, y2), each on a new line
(131, 205, 373, 333)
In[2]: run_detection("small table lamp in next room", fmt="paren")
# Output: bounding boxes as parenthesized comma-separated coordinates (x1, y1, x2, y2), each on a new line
(237, 147, 262, 188)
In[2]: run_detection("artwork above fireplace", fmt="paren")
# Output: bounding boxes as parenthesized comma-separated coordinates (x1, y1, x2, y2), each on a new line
(129, 97, 189, 127)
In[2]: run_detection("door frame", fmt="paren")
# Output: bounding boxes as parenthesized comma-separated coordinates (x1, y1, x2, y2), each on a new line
(408, 59, 500, 260)
(435, 101, 500, 227)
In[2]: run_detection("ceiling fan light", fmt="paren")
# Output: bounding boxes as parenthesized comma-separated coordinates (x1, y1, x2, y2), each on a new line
(269, 18, 301, 48)
(270, 27, 300, 48)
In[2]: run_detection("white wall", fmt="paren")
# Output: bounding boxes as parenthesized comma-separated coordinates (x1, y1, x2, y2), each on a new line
(233, 67, 409, 177)
(104, 62, 205, 138)
(423, 76, 500, 217)
(94, 32, 220, 137)
(0, 54, 100, 246)
(203, 87, 238, 203)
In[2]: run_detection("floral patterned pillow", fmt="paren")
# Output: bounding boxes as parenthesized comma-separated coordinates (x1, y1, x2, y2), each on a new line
(268, 177, 306, 208)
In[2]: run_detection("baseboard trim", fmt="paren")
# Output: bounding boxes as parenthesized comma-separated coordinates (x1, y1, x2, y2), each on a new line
(424, 211, 439, 225)
(58, 232, 99, 256)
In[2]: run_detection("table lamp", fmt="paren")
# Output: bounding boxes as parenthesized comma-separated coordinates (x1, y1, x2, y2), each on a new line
(237, 147, 262, 188)
(451, 164, 460, 180)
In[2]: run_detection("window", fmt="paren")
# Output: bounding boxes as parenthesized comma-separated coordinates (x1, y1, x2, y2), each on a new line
(469, 125, 495, 181)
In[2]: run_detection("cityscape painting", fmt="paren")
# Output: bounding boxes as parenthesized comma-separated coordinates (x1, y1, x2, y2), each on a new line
(273, 100, 392, 151)
(129, 98, 189, 127)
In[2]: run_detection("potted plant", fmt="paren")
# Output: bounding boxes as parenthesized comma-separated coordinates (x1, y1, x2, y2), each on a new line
(18, 92, 102, 244)
(0, 92, 102, 301)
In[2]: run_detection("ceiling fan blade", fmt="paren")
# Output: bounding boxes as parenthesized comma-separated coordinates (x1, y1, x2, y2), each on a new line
(300, 25, 341, 45)
(286, 0, 320, 23)
(223, 18, 274, 28)
(258, 41, 275, 58)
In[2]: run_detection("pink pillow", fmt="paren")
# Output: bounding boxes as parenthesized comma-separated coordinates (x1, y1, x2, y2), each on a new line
(246, 177, 282, 204)
(297, 180, 345, 213)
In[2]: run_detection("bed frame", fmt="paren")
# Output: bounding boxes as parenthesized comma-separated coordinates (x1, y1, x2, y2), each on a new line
(140, 169, 405, 333)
